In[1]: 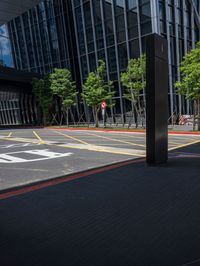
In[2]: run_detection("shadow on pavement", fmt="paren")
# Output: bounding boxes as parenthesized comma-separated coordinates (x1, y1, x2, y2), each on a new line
(0, 143, 199, 266)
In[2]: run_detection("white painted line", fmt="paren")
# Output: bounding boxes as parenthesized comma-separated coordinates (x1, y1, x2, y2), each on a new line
(0, 149, 73, 163)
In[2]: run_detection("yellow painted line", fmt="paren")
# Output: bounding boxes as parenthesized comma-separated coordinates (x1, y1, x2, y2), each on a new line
(168, 141, 186, 145)
(2, 137, 39, 144)
(33, 131, 45, 144)
(83, 132, 146, 148)
(169, 136, 199, 141)
(57, 144, 145, 157)
(168, 140, 200, 151)
(54, 130, 89, 145)
(6, 132, 12, 138)
(1, 133, 144, 156)
(118, 134, 145, 139)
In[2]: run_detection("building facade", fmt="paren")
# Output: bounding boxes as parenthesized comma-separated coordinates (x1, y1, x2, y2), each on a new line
(6, 0, 200, 124)
(0, 66, 40, 126)
(0, 25, 13, 67)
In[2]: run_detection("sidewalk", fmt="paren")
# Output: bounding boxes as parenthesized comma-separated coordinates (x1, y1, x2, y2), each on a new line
(0, 143, 200, 266)
(48, 124, 200, 135)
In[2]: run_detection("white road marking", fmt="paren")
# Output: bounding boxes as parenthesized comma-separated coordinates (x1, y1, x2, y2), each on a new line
(0, 167, 49, 172)
(0, 143, 39, 149)
(0, 149, 73, 163)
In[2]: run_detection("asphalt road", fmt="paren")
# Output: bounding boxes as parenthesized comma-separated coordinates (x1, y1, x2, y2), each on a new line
(0, 128, 199, 191)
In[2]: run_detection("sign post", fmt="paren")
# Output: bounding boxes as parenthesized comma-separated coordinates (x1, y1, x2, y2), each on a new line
(101, 101, 107, 127)
(146, 34, 169, 165)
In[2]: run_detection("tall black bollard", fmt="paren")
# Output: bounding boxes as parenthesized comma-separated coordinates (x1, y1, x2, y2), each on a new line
(146, 34, 169, 165)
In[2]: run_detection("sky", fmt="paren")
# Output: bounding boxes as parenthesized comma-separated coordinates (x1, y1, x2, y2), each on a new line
(0, 25, 13, 67)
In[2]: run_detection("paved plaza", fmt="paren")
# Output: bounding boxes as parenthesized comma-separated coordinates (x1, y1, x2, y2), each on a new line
(0, 131, 199, 265)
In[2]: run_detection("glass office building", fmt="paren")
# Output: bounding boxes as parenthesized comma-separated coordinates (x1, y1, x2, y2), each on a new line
(0, 25, 13, 67)
(6, 0, 200, 123)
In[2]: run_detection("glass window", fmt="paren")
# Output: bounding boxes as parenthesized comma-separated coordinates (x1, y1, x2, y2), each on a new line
(115, 0, 125, 15)
(81, 55, 88, 79)
(127, 0, 137, 10)
(140, 3, 151, 23)
(74, 0, 81, 8)
(86, 28, 94, 43)
(118, 43, 128, 70)
(168, 6, 174, 23)
(160, 21, 166, 34)
(93, 0, 102, 25)
(128, 26, 138, 39)
(116, 14, 125, 32)
(75, 7, 84, 32)
(141, 21, 152, 35)
(106, 34, 115, 46)
(96, 38, 104, 49)
(97, 49, 105, 60)
(104, 1, 113, 20)
(107, 46, 117, 72)
(89, 53, 96, 71)
(127, 9, 138, 26)
(159, 1, 165, 20)
(105, 19, 114, 35)
(129, 39, 140, 58)
(117, 30, 126, 43)
(95, 24, 103, 39)
(84, 2, 92, 28)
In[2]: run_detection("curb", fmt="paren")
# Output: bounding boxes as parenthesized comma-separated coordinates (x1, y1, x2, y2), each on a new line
(0, 125, 44, 130)
(0, 157, 145, 200)
(46, 127, 200, 135)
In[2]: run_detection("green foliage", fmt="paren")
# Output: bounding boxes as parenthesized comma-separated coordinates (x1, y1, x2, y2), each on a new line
(175, 43, 200, 101)
(175, 43, 200, 130)
(32, 76, 53, 124)
(121, 55, 146, 127)
(82, 60, 115, 109)
(49, 68, 77, 110)
(121, 55, 146, 103)
(82, 60, 115, 127)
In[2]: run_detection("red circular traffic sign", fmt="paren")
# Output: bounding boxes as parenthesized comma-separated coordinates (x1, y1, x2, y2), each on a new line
(101, 101, 107, 109)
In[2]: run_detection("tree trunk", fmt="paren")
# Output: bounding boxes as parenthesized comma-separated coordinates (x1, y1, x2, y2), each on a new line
(197, 99, 200, 131)
(66, 108, 69, 127)
(43, 113, 47, 126)
(193, 101, 196, 131)
(134, 102, 139, 128)
(95, 107, 99, 127)
(138, 97, 142, 127)
(60, 112, 63, 126)
(128, 101, 134, 128)
(70, 108, 76, 125)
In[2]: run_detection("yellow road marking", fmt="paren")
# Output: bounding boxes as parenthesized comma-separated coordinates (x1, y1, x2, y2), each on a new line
(33, 131, 45, 144)
(2, 134, 144, 157)
(2, 137, 39, 144)
(54, 130, 89, 145)
(6, 132, 12, 138)
(58, 144, 145, 157)
(169, 136, 199, 141)
(168, 141, 186, 145)
(111, 133, 145, 139)
(82, 132, 146, 147)
(168, 140, 200, 151)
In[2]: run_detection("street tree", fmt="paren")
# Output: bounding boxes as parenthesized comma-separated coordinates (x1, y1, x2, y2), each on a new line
(50, 68, 77, 125)
(121, 55, 146, 127)
(32, 76, 53, 125)
(82, 60, 115, 127)
(175, 43, 200, 130)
